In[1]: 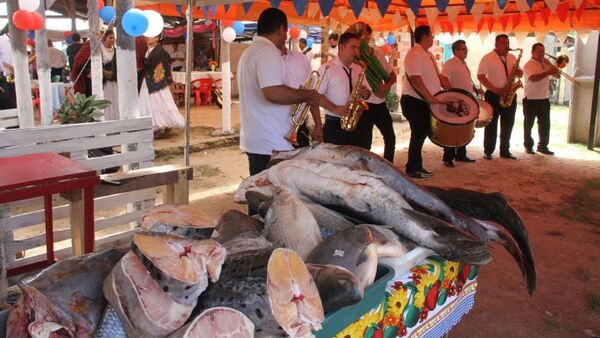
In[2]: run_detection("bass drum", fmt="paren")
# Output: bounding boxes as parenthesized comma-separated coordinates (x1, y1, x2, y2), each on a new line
(429, 88, 478, 148)
(475, 98, 493, 128)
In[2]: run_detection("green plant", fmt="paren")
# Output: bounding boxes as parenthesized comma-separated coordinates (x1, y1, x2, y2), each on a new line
(55, 93, 111, 124)
(386, 92, 400, 112)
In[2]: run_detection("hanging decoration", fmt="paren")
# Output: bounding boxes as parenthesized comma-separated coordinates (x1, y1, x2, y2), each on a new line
(476, 17, 485, 32)
(425, 7, 438, 28)
(98, 0, 104, 9)
(545, 0, 560, 12)
(515, 31, 529, 45)
(387, 33, 396, 45)
(242, 2, 253, 14)
(526, 0, 535, 8)
(492, 1, 506, 17)
(370, 7, 382, 22)
(122, 8, 149, 37)
(392, 11, 403, 25)
(293, 0, 308, 16)
(143, 10, 164, 38)
(27, 31, 35, 39)
(486, 17, 495, 32)
(99, 6, 116, 23)
(556, 2, 570, 22)
(407, 0, 422, 16)
(512, 14, 522, 29)
(66, 36, 73, 44)
(446, 6, 461, 23)
(471, 3, 485, 24)
(231, 21, 245, 35)
(575, 1, 586, 20)
(223, 4, 230, 12)
(12, 10, 33, 30)
(497, 0, 509, 10)
(348, 0, 365, 19)
(306, 37, 314, 48)
(456, 20, 464, 33)
(527, 10, 537, 26)
(515, 0, 530, 14)
(574, 0, 585, 8)
(337, 5, 348, 18)
(289, 27, 301, 39)
(175, 5, 185, 16)
(221, 20, 233, 27)
(464, 0, 475, 12)
(18, 0, 39, 12)
(307, 3, 319, 18)
(540, 7, 551, 24)
(499, 15, 510, 31)
(375, 0, 392, 17)
(317, 0, 333, 16)
(222, 26, 236, 43)
(435, 0, 449, 12)
(405, 8, 416, 30)
(270, 0, 281, 8)
(382, 44, 392, 54)
(29, 11, 43, 30)
(26, 39, 35, 46)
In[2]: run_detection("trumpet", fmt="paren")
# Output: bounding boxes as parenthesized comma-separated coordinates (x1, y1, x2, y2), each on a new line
(285, 66, 329, 146)
(544, 53, 580, 87)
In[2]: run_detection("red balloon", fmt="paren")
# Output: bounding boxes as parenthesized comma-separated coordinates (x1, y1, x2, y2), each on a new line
(26, 39, 35, 46)
(98, 0, 105, 9)
(12, 10, 33, 30)
(382, 44, 392, 54)
(63, 31, 72, 38)
(30, 12, 44, 30)
(221, 19, 233, 27)
(289, 27, 300, 39)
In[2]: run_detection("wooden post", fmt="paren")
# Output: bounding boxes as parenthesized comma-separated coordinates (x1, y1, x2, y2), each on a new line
(87, 0, 103, 100)
(69, 0, 77, 33)
(0, 205, 8, 305)
(115, 0, 140, 120)
(183, 0, 194, 166)
(66, 190, 86, 256)
(587, 32, 600, 149)
(219, 24, 232, 134)
(6, 0, 34, 128)
(35, 5, 53, 126)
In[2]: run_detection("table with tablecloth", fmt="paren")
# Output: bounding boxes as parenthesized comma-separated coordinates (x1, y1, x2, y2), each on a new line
(31, 81, 73, 110)
(329, 248, 479, 338)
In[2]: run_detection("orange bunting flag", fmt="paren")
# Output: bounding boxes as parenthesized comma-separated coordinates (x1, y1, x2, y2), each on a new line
(556, 2, 570, 22)
(527, 10, 537, 27)
(540, 7, 551, 25)
(477, 17, 485, 32)
(499, 15, 510, 31)
(487, 17, 495, 32)
(575, 0, 586, 20)
(512, 14, 521, 29)
(457, 20, 464, 32)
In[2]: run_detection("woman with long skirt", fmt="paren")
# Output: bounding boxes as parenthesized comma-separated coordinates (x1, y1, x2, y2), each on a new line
(139, 35, 184, 137)
(101, 30, 119, 120)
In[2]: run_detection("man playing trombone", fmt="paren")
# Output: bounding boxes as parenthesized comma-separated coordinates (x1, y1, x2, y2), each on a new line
(522, 43, 559, 155)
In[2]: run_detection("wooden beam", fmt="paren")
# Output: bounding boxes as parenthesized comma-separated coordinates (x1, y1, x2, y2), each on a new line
(6, 0, 34, 128)
(94, 165, 193, 198)
(35, 4, 54, 126)
(115, 0, 140, 120)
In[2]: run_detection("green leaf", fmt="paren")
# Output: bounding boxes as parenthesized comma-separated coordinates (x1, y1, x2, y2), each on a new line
(384, 326, 399, 338)
(364, 326, 375, 338)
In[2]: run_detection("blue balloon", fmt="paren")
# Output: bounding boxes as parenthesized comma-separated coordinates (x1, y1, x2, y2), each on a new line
(387, 33, 396, 46)
(66, 36, 73, 44)
(99, 6, 116, 23)
(231, 21, 245, 35)
(122, 9, 149, 37)
(306, 38, 314, 48)
(27, 31, 35, 39)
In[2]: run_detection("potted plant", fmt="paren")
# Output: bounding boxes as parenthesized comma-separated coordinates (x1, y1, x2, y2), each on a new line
(386, 92, 400, 113)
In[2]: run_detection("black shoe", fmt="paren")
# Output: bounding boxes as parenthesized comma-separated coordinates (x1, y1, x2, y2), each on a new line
(444, 160, 455, 168)
(406, 171, 428, 179)
(537, 148, 554, 155)
(500, 153, 517, 160)
(484, 153, 493, 160)
(525, 148, 535, 154)
(418, 168, 433, 176)
(455, 156, 476, 163)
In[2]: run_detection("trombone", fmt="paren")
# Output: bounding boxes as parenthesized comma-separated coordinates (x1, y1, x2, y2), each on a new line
(544, 53, 580, 87)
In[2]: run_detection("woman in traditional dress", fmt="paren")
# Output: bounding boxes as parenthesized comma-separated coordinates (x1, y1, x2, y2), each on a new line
(139, 35, 184, 137)
(101, 30, 119, 120)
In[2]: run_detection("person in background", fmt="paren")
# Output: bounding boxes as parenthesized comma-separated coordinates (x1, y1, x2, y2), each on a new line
(522, 43, 559, 155)
(299, 38, 314, 61)
(139, 34, 184, 138)
(48, 39, 67, 82)
(326, 33, 339, 61)
(101, 30, 119, 120)
(135, 36, 148, 93)
(0, 28, 16, 109)
(440, 39, 480, 167)
(66, 32, 82, 70)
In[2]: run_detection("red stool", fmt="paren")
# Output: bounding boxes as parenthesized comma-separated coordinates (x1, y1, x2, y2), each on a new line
(190, 78, 213, 106)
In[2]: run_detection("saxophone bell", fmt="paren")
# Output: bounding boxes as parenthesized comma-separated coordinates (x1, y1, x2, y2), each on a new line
(499, 48, 523, 108)
(340, 64, 369, 132)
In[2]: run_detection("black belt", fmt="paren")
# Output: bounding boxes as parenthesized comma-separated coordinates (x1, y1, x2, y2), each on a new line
(325, 115, 341, 121)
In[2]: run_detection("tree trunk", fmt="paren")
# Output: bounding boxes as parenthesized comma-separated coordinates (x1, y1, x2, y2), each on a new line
(7, 0, 34, 128)
(115, 0, 139, 120)
(35, 4, 53, 126)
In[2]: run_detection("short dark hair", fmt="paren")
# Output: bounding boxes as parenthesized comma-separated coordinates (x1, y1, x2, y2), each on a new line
(452, 40, 466, 54)
(531, 42, 544, 52)
(299, 38, 307, 45)
(414, 25, 431, 43)
(339, 32, 360, 46)
(496, 34, 509, 43)
(329, 33, 339, 41)
(365, 24, 373, 35)
(257, 8, 287, 36)
(72, 33, 81, 42)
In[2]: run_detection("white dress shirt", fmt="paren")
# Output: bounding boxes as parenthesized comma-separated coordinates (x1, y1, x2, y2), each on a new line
(48, 46, 67, 68)
(441, 56, 474, 93)
(366, 47, 394, 104)
(0, 35, 13, 76)
(283, 50, 312, 89)
(523, 59, 550, 100)
(477, 50, 518, 90)
(317, 57, 369, 117)
(238, 36, 292, 155)
(402, 44, 441, 100)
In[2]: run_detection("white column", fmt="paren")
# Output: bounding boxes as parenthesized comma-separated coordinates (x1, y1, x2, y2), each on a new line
(115, 0, 139, 119)
(87, 0, 103, 99)
(219, 24, 232, 134)
(34, 5, 53, 126)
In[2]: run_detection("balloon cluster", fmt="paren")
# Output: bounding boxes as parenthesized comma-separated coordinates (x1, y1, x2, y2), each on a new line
(288, 27, 312, 47)
(12, 0, 44, 31)
(221, 20, 245, 43)
(381, 33, 396, 54)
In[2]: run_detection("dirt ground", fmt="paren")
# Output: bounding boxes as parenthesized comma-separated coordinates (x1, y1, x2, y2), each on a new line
(153, 103, 600, 337)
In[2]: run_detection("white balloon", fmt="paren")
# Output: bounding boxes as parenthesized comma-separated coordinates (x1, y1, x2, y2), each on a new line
(143, 10, 164, 38)
(299, 29, 308, 39)
(222, 27, 236, 43)
(19, 0, 40, 11)
(376, 37, 386, 47)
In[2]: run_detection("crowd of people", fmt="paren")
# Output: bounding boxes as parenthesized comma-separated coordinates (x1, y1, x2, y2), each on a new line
(237, 8, 561, 178)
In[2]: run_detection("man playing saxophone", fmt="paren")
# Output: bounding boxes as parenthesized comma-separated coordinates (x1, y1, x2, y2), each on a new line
(314, 32, 371, 148)
(477, 34, 523, 160)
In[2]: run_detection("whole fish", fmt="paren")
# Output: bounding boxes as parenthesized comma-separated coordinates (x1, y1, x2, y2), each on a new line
(169, 307, 255, 338)
(306, 264, 364, 313)
(220, 232, 274, 257)
(264, 188, 322, 260)
(303, 201, 356, 239)
(215, 209, 263, 242)
(140, 204, 215, 239)
(266, 159, 491, 265)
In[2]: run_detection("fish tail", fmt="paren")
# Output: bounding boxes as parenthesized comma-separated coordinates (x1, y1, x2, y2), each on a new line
(493, 229, 536, 296)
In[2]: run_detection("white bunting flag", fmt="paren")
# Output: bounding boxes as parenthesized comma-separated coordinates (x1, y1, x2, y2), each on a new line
(308, 2, 320, 18)
(515, 31, 529, 45)
(492, 1, 506, 17)
(545, 0, 560, 11)
(515, 0, 531, 13)
(338, 5, 348, 18)
(392, 10, 403, 25)
(471, 3, 485, 23)
(425, 7, 439, 27)
(446, 6, 461, 23)
(406, 8, 416, 30)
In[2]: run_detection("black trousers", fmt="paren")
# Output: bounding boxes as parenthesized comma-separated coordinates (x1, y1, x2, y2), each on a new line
(443, 146, 468, 161)
(523, 98, 551, 150)
(246, 152, 271, 176)
(366, 102, 396, 162)
(323, 114, 372, 150)
(483, 90, 517, 156)
(50, 67, 63, 81)
(400, 95, 430, 173)
(0, 76, 16, 109)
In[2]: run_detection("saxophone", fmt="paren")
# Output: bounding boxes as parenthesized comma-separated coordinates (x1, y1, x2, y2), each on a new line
(499, 48, 523, 108)
(340, 64, 369, 131)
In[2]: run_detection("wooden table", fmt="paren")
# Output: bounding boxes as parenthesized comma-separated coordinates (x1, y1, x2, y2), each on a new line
(0, 152, 99, 276)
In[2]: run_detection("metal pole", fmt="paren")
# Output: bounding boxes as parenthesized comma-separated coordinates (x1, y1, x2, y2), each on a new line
(183, 0, 194, 166)
(587, 32, 600, 150)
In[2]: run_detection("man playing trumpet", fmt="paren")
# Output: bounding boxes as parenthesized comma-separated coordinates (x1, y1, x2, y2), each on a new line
(522, 43, 559, 155)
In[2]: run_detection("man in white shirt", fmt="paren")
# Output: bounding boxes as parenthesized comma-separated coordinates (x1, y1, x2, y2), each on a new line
(316, 32, 371, 148)
(238, 8, 321, 175)
(477, 34, 523, 160)
(0, 31, 16, 109)
(523, 43, 559, 155)
(48, 40, 67, 81)
(440, 39, 481, 167)
(326, 33, 339, 61)
(400, 25, 443, 179)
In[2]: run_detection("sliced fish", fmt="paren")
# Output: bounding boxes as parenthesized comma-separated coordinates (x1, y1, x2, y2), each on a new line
(267, 248, 324, 337)
(306, 264, 363, 313)
(132, 232, 226, 305)
(104, 251, 194, 338)
(28, 321, 72, 338)
(140, 204, 215, 239)
(169, 307, 254, 338)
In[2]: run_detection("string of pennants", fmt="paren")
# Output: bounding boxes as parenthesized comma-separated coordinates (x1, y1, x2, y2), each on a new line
(171, 0, 597, 33)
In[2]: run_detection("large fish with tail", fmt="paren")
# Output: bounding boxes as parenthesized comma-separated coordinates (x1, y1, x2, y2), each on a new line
(268, 144, 532, 294)
(264, 159, 491, 265)
(424, 186, 536, 295)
